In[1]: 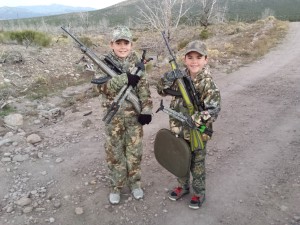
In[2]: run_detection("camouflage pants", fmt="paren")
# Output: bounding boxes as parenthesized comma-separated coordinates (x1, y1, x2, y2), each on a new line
(177, 144, 207, 196)
(105, 115, 143, 193)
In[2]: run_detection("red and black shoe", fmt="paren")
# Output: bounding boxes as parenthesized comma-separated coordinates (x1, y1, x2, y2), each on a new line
(168, 187, 190, 201)
(189, 195, 206, 209)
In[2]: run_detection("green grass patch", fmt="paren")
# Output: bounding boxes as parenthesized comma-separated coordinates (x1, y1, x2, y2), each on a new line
(8, 30, 51, 47)
(0, 105, 15, 117)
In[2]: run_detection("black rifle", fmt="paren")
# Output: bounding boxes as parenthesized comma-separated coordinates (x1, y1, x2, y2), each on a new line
(61, 26, 120, 83)
(102, 50, 153, 124)
(61, 26, 146, 121)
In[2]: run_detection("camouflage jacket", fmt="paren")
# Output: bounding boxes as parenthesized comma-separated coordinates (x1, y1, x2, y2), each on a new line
(156, 66, 221, 140)
(97, 51, 152, 116)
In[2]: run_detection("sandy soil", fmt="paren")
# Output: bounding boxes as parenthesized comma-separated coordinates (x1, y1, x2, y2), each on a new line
(0, 22, 300, 225)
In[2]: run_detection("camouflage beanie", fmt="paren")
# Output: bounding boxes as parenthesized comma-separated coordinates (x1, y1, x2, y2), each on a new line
(111, 26, 132, 42)
(184, 40, 208, 56)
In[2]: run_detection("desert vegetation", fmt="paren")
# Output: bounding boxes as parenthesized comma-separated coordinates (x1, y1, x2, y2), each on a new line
(0, 16, 289, 114)
(0, 0, 292, 116)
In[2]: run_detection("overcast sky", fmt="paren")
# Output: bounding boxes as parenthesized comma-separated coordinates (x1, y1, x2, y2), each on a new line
(0, 0, 126, 9)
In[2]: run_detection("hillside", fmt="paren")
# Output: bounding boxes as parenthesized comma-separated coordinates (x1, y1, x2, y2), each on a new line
(0, 4, 95, 20)
(0, 0, 299, 30)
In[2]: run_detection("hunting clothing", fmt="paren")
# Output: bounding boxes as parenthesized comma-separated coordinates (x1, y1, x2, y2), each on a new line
(156, 65, 221, 196)
(97, 50, 153, 194)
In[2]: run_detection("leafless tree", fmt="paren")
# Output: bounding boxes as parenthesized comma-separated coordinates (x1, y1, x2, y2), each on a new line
(79, 11, 89, 30)
(198, 0, 218, 27)
(137, 0, 191, 40)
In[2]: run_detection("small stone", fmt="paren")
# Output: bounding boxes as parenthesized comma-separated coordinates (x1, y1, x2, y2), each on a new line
(294, 216, 300, 222)
(1, 157, 11, 162)
(6, 206, 14, 213)
(26, 133, 42, 144)
(75, 207, 84, 215)
(55, 158, 64, 163)
(280, 205, 288, 212)
(41, 171, 47, 176)
(15, 197, 32, 206)
(53, 201, 62, 209)
(23, 206, 33, 213)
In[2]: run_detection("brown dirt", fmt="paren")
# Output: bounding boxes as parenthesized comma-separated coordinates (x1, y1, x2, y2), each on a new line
(0, 22, 300, 225)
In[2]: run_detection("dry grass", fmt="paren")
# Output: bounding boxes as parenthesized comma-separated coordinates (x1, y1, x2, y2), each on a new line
(0, 17, 289, 110)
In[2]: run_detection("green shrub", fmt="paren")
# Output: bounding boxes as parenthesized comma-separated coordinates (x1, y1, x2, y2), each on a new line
(8, 30, 51, 47)
(0, 105, 15, 118)
(79, 36, 93, 47)
(177, 40, 189, 51)
(200, 29, 210, 40)
(145, 63, 153, 73)
(0, 32, 10, 43)
(34, 32, 51, 47)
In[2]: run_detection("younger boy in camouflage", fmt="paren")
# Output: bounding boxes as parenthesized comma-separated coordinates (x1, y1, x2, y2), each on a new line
(156, 40, 221, 209)
(96, 26, 153, 204)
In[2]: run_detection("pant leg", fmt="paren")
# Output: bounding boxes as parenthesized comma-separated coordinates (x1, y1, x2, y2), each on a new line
(190, 145, 207, 196)
(105, 116, 127, 193)
(124, 116, 143, 190)
(177, 140, 191, 190)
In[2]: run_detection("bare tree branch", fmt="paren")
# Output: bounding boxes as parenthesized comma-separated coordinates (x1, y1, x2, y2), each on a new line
(137, 0, 190, 40)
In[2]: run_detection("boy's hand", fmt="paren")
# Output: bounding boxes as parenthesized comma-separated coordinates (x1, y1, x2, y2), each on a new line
(191, 111, 211, 126)
(135, 62, 145, 72)
(137, 114, 152, 125)
(127, 72, 140, 87)
(164, 69, 184, 82)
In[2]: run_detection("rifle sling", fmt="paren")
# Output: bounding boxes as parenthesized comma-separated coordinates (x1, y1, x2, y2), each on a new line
(91, 76, 110, 85)
(163, 88, 182, 97)
(103, 56, 123, 75)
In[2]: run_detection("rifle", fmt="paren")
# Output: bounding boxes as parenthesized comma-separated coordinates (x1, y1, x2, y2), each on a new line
(102, 50, 153, 124)
(61, 26, 141, 115)
(161, 31, 204, 151)
(156, 100, 213, 137)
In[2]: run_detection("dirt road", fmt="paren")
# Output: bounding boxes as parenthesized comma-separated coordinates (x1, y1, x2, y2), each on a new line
(1, 23, 299, 225)
(155, 22, 300, 225)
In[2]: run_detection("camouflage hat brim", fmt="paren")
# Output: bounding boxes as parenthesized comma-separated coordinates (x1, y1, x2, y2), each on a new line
(112, 36, 132, 42)
(185, 48, 207, 56)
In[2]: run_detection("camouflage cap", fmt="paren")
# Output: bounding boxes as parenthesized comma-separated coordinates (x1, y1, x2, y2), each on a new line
(184, 40, 208, 56)
(111, 26, 132, 42)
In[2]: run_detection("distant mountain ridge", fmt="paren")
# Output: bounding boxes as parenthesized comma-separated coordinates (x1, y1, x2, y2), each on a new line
(0, 4, 96, 20)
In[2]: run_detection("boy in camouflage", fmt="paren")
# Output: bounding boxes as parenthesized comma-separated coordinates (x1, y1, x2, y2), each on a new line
(156, 40, 221, 209)
(96, 26, 153, 204)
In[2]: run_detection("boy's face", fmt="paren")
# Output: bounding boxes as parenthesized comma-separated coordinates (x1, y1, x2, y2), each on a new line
(110, 39, 132, 59)
(184, 51, 208, 76)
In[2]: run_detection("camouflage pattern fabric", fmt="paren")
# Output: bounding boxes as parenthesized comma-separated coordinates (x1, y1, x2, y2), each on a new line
(184, 40, 208, 56)
(178, 145, 207, 196)
(156, 65, 221, 195)
(105, 115, 143, 192)
(97, 51, 153, 193)
(111, 26, 133, 42)
(156, 65, 221, 141)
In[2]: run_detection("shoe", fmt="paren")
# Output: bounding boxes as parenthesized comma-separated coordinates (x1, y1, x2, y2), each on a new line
(168, 187, 190, 201)
(188, 195, 205, 209)
(132, 188, 144, 200)
(109, 192, 120, 204)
